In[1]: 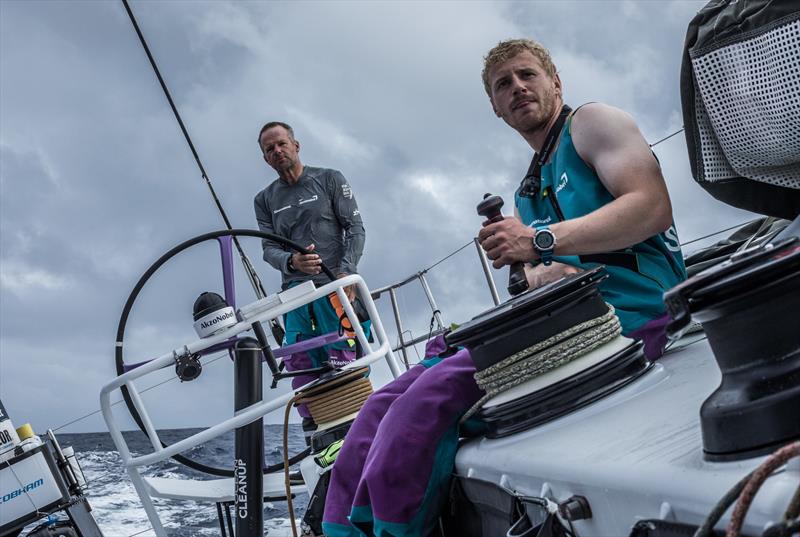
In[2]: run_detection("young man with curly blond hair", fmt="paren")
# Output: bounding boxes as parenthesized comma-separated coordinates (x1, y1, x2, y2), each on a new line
(321, 39, 685, 537)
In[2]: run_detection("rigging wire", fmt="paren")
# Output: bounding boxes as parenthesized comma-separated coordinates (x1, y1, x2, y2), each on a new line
(120, 0, 272, 309)
(121, 0, 231, 231)
(398, 215, 753, 316)
(647, 125, 761, 249)
(680, 219, 760, 248)
(650, 127, 685, 148)
(52, 351, 232, 433)
(52, 350, 309, 514)
(423, 240, 474, 273)
(645, 127, 765, 248)
(399, 329, 422, 362)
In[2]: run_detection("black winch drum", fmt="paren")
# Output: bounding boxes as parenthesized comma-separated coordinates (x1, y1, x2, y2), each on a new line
(448, 268, 610, 372)
(665, 237, 800, 460)
(447, 268, 650, 438)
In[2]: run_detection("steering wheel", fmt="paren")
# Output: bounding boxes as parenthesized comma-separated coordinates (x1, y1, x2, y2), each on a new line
(115, 229, 335, 477)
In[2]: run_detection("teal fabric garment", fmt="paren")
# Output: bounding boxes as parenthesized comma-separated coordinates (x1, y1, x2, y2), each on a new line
(515, 113, 687, 333)
(323, 520, 360, 537)
(282, 285, 373, 419)
(283, 282, 372, 363)
(419, 355, 445, 368)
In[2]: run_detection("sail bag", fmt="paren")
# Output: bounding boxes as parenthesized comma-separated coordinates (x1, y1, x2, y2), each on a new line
(680, 0, 800, 219)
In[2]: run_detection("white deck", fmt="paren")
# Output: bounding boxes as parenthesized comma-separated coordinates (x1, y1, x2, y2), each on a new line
(456, 332, 800, 536)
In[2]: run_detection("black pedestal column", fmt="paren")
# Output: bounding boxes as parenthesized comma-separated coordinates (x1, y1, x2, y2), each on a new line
(234, 338, 264, 537)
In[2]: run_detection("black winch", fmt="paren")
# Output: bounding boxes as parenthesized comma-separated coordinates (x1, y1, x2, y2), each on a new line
(447, 268, 610, 372)
(447, 267, 650, 438)
(665, 237, 800, 461)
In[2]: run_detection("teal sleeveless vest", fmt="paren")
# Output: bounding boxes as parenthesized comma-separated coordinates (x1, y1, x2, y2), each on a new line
(515, 114, 687, 333)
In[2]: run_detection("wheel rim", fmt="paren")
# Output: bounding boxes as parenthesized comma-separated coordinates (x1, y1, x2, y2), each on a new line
(115, 229, 333, 476)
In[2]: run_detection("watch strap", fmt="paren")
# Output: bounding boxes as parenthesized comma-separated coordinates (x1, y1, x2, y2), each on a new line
(534, 227, 556, 266)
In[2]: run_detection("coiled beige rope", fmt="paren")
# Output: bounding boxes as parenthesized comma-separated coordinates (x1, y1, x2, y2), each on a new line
(462, 306, 621, 421)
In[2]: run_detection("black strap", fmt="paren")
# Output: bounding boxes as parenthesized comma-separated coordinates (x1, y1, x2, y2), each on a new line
(518, 104, 573, 198)
(307, 302, 317, 331)
(579, 252, 640, 273)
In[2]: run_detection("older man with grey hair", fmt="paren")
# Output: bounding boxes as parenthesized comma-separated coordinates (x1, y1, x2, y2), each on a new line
(254, 121, 368, 435)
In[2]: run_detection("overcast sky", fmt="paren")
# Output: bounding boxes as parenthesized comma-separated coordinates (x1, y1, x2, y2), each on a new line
(0, 0, 755, 435)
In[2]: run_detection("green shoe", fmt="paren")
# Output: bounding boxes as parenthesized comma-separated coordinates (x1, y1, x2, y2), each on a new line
(315, 439, 344, 468)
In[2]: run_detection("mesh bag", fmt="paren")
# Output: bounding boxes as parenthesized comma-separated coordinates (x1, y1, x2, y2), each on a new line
(681, 0, 800, 218)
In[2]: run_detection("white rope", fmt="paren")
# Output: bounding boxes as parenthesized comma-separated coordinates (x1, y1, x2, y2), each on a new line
(463, 306, 621, 421)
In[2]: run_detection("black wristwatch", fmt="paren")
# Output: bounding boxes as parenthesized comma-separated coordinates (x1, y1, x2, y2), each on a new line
(532, 227, 557, 266)
(287, 256, 296, 272)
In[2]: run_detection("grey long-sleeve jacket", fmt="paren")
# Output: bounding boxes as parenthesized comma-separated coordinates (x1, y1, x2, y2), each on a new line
(254, 166, 365, 290)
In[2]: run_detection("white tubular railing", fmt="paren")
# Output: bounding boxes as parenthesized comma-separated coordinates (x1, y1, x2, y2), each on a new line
(368, 239, 501, 369)
(99, 274, 401, 537)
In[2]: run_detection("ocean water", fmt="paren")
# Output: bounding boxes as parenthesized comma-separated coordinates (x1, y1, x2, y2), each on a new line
(21, 426, 308, 537)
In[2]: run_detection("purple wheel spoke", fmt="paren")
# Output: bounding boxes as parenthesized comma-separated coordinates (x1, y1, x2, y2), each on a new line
(273, 331, 346, 358)
(217, 235, 236, 309)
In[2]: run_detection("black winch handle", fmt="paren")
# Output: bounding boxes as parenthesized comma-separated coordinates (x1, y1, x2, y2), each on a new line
(477, 193, 529, 296)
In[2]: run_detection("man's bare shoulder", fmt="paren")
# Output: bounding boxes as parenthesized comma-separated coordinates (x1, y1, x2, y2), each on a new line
(571, 103, 646, 163)
(572, 103, 638, 140)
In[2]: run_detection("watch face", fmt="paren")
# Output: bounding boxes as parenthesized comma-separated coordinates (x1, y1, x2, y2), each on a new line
(535, 230, 555, 250)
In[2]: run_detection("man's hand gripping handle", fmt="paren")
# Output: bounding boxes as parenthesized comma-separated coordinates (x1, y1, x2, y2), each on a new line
(477, 194, 529, 296)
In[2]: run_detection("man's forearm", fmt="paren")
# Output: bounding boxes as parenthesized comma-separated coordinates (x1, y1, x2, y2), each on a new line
(254, 196, 294, 275)
(262, 244, 292, 273)
(551, 191, 671, 256)
(480, 191, 672, 268)
(339, 225, 365, 274)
